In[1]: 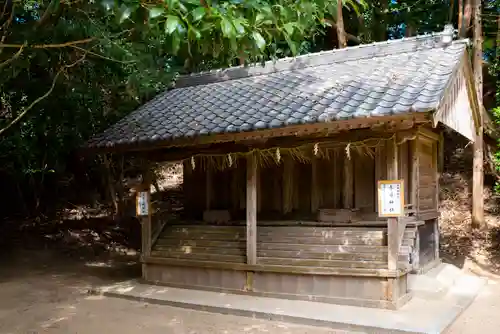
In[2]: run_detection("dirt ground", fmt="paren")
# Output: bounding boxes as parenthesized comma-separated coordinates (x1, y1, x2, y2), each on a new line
(0, 249, 351, 334)
(1, 249, 499, 334)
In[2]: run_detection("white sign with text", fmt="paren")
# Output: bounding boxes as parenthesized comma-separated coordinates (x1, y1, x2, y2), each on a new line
(136, 191, 149, 216)
(377, 180, 405, 217)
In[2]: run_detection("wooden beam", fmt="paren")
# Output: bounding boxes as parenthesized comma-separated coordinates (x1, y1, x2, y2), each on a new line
(343, 149, 354, 209)
(386, 137, 399, 271)
(246, 154, 257, 265)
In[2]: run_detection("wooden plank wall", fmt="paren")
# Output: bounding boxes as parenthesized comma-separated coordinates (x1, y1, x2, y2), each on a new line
(354, 151, 375, 212)
(183, 150, 383, 219)
(417, 138, 438, 212)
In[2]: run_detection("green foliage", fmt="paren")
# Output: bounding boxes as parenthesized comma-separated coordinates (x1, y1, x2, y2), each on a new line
(0, 0, 497, 216)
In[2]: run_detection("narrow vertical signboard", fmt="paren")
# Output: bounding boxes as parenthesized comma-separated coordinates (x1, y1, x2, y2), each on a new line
(377, 180, 405, 217)
(136, 191, 149, 217)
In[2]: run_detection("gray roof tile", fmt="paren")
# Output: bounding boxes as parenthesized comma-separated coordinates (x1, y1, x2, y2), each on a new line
(87, 34, 468, 149)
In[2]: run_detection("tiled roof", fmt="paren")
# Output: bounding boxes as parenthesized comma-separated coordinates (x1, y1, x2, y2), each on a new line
(87, 34, 468, 149)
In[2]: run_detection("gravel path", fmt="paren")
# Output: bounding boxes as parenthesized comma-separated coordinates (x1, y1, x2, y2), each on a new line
(0, 249, 498, 334)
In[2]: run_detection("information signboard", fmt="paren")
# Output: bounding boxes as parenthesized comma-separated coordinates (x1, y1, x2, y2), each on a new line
(377, 180, 405, 217)
(136, 191, 149, 216)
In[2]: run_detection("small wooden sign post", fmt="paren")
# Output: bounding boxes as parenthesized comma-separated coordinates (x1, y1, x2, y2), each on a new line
(136, 191, 149, 217)
(136, 185, 152, 265)
(378, 180, 405, 271)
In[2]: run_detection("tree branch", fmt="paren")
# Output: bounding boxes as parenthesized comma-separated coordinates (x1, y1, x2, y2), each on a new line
(0, 43, 23, 69)
(70, 45, 135, 64)
(323, 19, 361, 44)
(0, 53, 87, 137)
(0, 38, 94, 49)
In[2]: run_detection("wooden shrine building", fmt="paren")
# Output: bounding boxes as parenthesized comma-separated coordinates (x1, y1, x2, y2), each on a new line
(87, 33, 480, 309)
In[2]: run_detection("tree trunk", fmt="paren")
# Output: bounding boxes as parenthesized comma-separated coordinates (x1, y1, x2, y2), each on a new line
(471, 0, 484, 229)
(460, 0, 472, 37)
(449, 0, 455, 24)
(378, 0, 389, 41)
(405, 23, 415, 37)
(336, 0, 347, 48)
(458, 0, 464, 36)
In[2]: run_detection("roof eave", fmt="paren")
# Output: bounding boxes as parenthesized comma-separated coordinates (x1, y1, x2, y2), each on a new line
(83, 112, 431, 155)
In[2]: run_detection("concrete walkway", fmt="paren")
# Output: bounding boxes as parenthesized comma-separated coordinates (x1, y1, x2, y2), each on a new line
(447, 279, 500, 333)
(97, 272, 484, 334)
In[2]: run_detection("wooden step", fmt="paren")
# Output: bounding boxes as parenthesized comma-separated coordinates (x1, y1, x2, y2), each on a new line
(161, 226, 416, 239)
(257, 249, 386, 261)
(150, 250, 245, 263)
(258, 243, 387, 253)
(257, 235, 384, 245)
(153, 245, 245, 256)
(156, 235, 385, 246)
(155, 239, 246, 248)
(258, 257, 387, 269)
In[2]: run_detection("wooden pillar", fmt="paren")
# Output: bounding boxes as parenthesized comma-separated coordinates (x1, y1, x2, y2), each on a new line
(333, 149, 340, 207)
(410, 138, 420, 213)
(256, 165, 262, 213)
(273, 166, 282, 212)
(182, 161, 192, 214)
(205, 167, 212, 210)
(399, 142, 409, 205)
(343, 149, 354, 209)
(137, 181, 152, 279)
(230, 166, 239, 211)
(432, 140, 439, 212)
(386, 137, 399, 271)
(246, 154, 257, 265)
(375, 144, 384, 213)
(311, 157, 320, 213)
(471, 0, 484, 229)
(282, 156, 293, 214)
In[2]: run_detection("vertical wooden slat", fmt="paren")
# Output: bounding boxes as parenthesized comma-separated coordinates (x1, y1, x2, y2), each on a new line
(256, 164, 262, 213)
(386, 137, 399, 271)
(354, 152, 375, 211)
(273, 164, 282, 212)
(399, 142, 409, 205)
(282, 156, 293, 214)
(182, 161, 193, 215)
(433, 140, 439, 211)
(332, 149, 341, 208)
(246, 154, 257, 265)
(410, 138, 420, 213)
(375, 144, 385, 213)
(311, 157, 319, 213)
(292, 161, 300, 210)
(230, 166, 239, 212)
(342, 150, 354, 209)
(205, 167, 212, 210)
